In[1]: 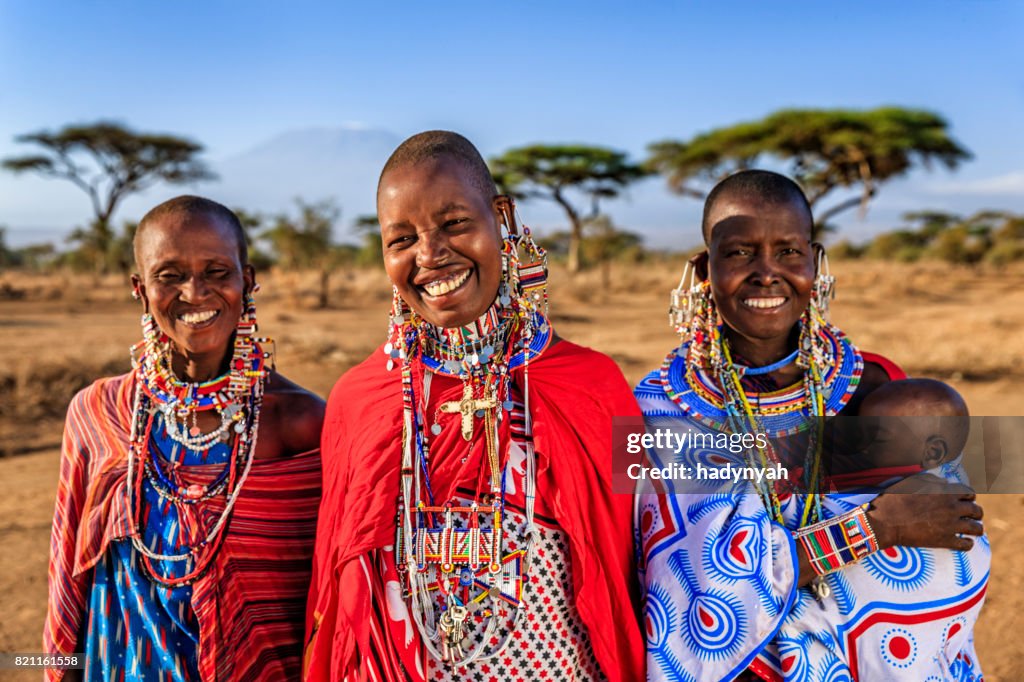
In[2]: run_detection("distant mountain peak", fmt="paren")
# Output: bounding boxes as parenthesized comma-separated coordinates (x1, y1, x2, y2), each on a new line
(208, 126, 402, 226)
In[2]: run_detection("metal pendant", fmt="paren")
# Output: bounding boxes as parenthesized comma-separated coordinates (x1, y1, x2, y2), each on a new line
(811, 576, 831, 609)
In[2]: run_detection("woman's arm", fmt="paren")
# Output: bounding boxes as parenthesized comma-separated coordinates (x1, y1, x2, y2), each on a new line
(866, 473, 984, 551)
(793, 473, 984, 588)
(43, 392, 95, 681)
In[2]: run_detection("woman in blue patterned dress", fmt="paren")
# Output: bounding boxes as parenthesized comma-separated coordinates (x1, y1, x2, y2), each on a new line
(635, 170, 988, 681)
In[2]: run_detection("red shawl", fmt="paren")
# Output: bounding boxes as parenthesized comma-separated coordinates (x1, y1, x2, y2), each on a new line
(304, 339, 645, 682)
(44, 373, 321, 681)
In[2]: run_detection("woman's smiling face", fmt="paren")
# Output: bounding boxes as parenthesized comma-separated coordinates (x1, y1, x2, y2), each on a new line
(377, 156, 506, 329)
(133, 212, 253, 375)
(706, 193, 815, 348)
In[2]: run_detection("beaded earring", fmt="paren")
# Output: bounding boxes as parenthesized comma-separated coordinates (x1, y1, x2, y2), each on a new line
(384, 286, 414, 371)
(231, 291, 259, 393)
(668, 259, 701, 336)
(499, 201, 549, 322)
(387, 285, 410, 335)
(810, 246, 835, 318)
(239, 291, 257, 328)
(140, 312, 169, 367)
(669, 260, 720, 371)
(797, 247, 837, 372)
(692, 281, 724, 371)
(245, 286, 276, 371)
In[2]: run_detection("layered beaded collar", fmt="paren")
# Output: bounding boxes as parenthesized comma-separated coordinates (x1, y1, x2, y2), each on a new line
(661, 321, 863, 437)
(387, 295, 553, 379)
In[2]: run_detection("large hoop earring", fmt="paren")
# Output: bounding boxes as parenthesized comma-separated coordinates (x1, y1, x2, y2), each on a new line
(811, 246, 835, 319)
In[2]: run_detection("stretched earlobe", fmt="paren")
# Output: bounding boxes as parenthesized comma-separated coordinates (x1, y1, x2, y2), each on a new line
(812, 242, 827, 274)
(130, 274, 148, 311)
(243, 264, 258, 295)
(690, 251, 710, 281)
(494, 195, 518, 235)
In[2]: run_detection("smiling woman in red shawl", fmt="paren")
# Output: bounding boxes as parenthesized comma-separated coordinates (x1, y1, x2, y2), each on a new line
(44, 196, 324, 681)
(304, 131, 644, 682)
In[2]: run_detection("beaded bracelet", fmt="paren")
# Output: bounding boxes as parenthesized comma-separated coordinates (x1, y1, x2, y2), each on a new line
(795, 503, 879, 576)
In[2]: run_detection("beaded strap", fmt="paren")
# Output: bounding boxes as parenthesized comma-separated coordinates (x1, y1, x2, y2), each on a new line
(794, 503, 879, 576)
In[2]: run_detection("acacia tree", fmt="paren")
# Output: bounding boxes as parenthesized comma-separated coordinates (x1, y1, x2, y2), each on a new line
(261, 198, 341, 308)
(352, 214, 382, 266)
(2, 121, 215, 271)
(490, 145, 647, 273)
(646, 107, 971, 233)
(580, 215, 644, 293)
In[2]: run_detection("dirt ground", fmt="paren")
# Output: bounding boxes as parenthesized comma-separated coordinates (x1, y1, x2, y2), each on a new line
(1, 260, 1022, 680)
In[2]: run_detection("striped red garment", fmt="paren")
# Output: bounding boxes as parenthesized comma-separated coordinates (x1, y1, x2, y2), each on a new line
(43, 373, 321, 681)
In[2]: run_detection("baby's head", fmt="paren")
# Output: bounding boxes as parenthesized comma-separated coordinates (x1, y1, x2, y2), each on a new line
(857, 378, 970, 470)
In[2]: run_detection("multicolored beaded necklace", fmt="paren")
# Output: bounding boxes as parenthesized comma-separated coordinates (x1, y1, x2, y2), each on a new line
(391, 230, 549, 665)
(125, 303, 271, 587)
(660, 313, 863, 526)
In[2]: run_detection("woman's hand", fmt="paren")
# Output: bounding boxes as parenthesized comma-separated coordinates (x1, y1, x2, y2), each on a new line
(866, 473, 984, 551)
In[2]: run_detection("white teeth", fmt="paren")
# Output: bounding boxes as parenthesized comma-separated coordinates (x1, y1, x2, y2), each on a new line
(423, 270, 470, 297)
(179, 310, 218, 324)
(743, 297, 786, 309)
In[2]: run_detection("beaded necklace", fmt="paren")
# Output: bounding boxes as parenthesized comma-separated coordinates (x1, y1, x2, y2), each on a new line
(125, 309, 271, 587)
(661, 315, 863, 526)
(392, 231, 549, 665)
(144, 435, 231, 504)
(661, 319, 862, 436)
(736, 348, 800, 376)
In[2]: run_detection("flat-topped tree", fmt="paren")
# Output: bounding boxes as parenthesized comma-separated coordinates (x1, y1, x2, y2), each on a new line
(490, 145, 647, 273)
(646, 107, 971, 237)
(3, 121, 215, 270)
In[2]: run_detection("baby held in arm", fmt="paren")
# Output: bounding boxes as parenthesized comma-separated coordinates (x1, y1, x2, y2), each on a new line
(830, 378, 970, 486)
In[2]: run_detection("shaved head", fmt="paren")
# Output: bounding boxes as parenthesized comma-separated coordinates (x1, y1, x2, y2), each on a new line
(861, 378, 971, 459)
(702, 170, 813, 244)
(378, 130, 497, 203)
(135, 195, 247, 267)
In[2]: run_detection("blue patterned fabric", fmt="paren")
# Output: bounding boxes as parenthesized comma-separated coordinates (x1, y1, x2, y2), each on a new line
(635, 370, 990, 682)
(83, 414, 231, 681)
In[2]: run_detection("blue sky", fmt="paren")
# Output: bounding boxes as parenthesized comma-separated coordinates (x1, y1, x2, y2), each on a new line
(2, 1, 1023, 249)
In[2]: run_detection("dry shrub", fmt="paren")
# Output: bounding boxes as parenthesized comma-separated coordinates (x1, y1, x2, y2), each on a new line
(550, 260, 683, 306)
(984, 241, 1024, 266)
(0, 353, 129, 421)
(255, 267, 392, 309)
(0, 271, 135, 303)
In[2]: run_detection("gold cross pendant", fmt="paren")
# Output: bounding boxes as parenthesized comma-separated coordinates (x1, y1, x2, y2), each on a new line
(439, 383, 497, 441)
